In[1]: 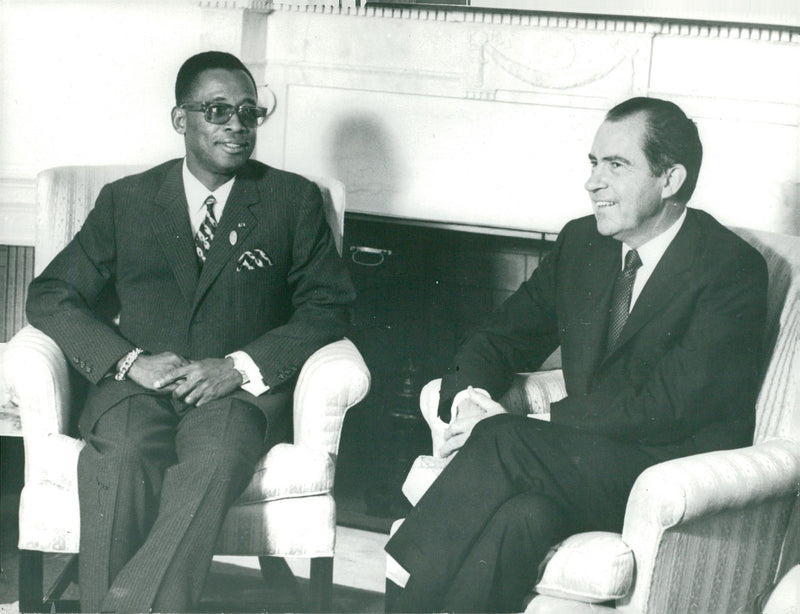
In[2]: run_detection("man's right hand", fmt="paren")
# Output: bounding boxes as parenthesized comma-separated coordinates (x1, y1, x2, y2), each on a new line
(440, 388, 506, 457)
(124, 352, 190, 392)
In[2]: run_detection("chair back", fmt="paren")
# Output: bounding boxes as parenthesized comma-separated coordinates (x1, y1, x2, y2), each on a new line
(35, 164, 346, 276)
(734, 228, 800, 445)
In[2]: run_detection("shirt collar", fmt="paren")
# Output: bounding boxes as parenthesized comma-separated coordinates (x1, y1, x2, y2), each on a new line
(181, 158, 236, 213)
(622, 207, 687, 270)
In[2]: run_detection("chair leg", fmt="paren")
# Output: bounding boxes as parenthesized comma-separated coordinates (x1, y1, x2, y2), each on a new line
(309, 557, 333, 612)
(46, 554, 80, 612)
(19, 550, 44, 613)
(258, 555, 302, 606)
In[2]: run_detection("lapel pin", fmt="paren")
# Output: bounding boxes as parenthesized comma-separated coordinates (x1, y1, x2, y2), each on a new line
(237, 222, 246, 228)
(229, 230, 238, 246)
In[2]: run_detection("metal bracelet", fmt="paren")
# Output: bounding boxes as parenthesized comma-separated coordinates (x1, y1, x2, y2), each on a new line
(115, 347, 144, 381)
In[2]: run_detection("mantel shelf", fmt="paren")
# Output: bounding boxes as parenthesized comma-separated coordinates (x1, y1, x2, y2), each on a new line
(345, 211, 559, 243)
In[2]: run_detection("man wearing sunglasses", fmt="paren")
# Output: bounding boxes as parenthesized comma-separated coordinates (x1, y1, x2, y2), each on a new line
(26, 51, 355, 613)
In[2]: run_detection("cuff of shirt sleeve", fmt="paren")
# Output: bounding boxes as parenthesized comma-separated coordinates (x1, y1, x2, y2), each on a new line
(450, 387, 491, 421)
(226, 351, 270, 396)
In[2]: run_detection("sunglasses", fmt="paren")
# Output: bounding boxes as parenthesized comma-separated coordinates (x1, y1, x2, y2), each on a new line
(180, 101, 269, 128)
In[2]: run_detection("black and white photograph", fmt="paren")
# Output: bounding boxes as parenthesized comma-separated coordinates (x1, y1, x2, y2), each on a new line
(1, 1, 799, 613)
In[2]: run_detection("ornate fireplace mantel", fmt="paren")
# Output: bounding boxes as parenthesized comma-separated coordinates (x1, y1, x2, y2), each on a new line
(1, 1, 797, 249)
(221, 1, 800, 235)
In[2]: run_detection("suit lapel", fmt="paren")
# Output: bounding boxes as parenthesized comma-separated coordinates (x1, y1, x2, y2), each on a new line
(192, 171, 259, 311)
(571, 234, 620, 393)
(602, 210, 699, 361)
(151, 163, 199, 305)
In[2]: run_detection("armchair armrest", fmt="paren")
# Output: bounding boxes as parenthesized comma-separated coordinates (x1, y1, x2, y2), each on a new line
(3, 325, 73, 437)
(292, 338, 370, 458)
(619, 438, 800, 614)
(419, 371, 567, 458)
(499, 369, 566, 417)
(419, 379, 448, 457)
(624, 439, 800, 530)
(3, 325, 84, 489)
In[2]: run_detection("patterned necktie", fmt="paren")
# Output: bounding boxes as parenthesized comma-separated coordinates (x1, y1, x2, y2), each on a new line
(194, 195, 218, 267)
(607, 249, 642, 350)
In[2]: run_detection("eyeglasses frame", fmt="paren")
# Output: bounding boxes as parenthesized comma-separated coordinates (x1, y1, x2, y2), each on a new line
(179, 101, 271, 128)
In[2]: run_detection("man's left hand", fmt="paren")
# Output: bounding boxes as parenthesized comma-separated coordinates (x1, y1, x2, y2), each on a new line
(440, 388, 507, 457)
(155, 358, 242, 406)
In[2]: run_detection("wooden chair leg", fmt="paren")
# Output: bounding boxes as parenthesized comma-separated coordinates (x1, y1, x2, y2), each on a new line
(258, 555, 302, 607)
(46, 554, 80, 612)
(309, 557, 333, 612)
(18, 550, 44, 613)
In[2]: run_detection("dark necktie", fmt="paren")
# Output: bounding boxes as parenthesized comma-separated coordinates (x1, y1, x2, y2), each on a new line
(194, 195, 218, 267)
(607, 249, 642, 350)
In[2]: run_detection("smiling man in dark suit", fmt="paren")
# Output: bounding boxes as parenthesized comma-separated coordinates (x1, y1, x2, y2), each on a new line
(385, 97, 768, 613)
(26, 51, 355, 613)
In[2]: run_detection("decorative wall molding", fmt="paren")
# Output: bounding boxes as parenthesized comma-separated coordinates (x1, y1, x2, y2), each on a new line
(262, 16, 654, 103)
(0, 172, 37, 247)
(264, 3, 800, 43)
(479, 33, 632, 90)
(0, 204, 36, 247)
(257, 4, 800, 235)
(198, 0, 275, 9)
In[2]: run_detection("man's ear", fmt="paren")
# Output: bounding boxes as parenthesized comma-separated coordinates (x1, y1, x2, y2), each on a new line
(171, 106, 187, 135)
(661, 164, 687, 201)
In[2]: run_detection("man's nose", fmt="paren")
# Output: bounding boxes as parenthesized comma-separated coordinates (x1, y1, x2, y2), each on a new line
(585, 167, 605, 192)
(225, 109, 247, 131)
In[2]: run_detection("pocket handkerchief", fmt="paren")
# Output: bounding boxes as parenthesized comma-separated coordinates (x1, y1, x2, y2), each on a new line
(236, 248, 273, 272)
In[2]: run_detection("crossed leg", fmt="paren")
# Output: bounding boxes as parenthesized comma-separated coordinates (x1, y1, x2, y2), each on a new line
(386, 413, 657, 612)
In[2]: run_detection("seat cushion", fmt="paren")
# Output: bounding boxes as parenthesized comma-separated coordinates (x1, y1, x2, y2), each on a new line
(401, 455, 451, 506)
(18, 484, 81, 553)
(217, 493, 336, 556)
(535, 532, 634, 603)
(763, 564, 800, 614)
(233, 442, 335, 505)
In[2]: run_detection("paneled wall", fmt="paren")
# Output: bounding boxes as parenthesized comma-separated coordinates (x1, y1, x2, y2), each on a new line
(255, 3, 800, 235)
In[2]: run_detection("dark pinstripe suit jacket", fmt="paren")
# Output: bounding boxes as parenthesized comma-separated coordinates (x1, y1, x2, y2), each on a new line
(27, 159, 355, 430)
(440, 209, 768, 461)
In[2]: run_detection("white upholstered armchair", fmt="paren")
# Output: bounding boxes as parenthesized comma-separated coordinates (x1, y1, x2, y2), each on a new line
(3, 165, 370, 612)
(395, 227, 800, 614)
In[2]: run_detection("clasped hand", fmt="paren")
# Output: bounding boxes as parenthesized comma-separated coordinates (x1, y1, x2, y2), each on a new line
(440, 387, 507, 458)
(126, 352, 242, 406)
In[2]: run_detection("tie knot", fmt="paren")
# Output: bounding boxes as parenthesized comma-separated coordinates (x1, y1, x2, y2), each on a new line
(203, 194, 217, 214)
(624, 249, 642, 272)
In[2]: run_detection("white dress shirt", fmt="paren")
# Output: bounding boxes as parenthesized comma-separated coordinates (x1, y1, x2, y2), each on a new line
(182, 160, 269, 396)
(182, 160, 235, 235)
(625, 207, 687, 312)
(449, 208, 688, 417)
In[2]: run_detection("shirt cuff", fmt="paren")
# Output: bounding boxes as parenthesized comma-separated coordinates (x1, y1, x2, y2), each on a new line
(450, 387, 491, 421)
(226, 351, 270, 396)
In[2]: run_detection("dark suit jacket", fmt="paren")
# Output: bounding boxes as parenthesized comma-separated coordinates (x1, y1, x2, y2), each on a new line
(440, 208, 768, 460)
(27, 159, 355, 431)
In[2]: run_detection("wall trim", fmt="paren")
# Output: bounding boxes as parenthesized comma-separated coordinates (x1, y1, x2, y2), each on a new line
(244, 2, 800, 43)
(0, 172, 36, 247)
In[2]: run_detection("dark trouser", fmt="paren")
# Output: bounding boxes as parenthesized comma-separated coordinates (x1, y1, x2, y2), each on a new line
(77, 387, 289, 613)
(385, 413, 659, 613)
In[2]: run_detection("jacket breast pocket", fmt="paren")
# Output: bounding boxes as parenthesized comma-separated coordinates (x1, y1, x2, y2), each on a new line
(236, 248, 274, 272)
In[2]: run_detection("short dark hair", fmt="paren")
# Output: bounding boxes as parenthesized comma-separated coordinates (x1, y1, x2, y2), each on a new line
(175, 51, 257, 105)
(606, 97, 703, 205)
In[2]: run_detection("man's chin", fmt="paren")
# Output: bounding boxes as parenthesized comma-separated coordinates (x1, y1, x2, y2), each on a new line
(594, 217, 616, 237)
(214, 154, 252, 174)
